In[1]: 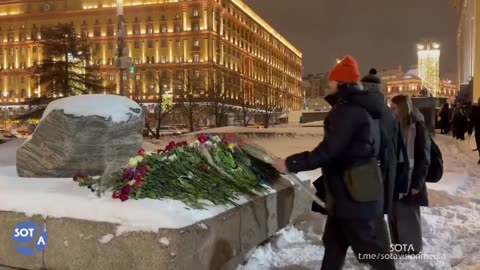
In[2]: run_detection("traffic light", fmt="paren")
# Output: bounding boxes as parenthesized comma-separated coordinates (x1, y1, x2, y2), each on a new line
(130, 64, 135, 74)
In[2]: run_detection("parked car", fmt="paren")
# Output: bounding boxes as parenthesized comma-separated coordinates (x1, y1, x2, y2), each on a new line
(158, 126, 182, 136)
(0, 130, 17, 140)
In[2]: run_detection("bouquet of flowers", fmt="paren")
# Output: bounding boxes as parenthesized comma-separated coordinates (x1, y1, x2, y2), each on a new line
(74, 134, 281, 209)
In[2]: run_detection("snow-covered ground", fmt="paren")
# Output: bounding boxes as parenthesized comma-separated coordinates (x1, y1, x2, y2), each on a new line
(238, 135, 480, 270)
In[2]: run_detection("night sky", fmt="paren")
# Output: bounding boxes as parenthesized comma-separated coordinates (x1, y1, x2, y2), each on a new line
(243, 0, 457, 77)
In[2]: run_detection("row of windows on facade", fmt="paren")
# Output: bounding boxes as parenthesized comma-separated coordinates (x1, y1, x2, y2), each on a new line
(0, 21, 298, 64)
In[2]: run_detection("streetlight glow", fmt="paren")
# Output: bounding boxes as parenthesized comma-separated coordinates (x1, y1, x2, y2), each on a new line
(417, 44, 425, 50)
(2, 91, 7, 98)
(432, 42, 440, 49)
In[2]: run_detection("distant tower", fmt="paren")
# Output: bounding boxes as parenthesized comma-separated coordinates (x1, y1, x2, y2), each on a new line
(417, 42, 440, 97)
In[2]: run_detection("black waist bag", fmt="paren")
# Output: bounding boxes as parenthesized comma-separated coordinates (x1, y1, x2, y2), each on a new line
(343, 161, 383, 202)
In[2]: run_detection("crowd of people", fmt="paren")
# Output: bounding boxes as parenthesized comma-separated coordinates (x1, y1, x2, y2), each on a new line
(439, 99, 480, 163)
(273, 55, 443, 270)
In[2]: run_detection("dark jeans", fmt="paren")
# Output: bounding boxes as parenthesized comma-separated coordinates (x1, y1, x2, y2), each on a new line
(321, 216, 396, 270)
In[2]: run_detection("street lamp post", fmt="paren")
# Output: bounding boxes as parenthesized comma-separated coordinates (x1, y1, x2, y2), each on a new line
(2, 91, 8, 130)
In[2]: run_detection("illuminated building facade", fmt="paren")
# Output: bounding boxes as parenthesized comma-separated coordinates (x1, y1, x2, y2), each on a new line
(417, 42, 441, 97)
(455, 0, 480, 103)
(0, 0, 303, 110)
(380, 66, 456, 100)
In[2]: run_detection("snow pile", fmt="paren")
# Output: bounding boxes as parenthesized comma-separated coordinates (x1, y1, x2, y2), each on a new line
(41, 94, 142, 123)
(158, 237, 170, 246)
(98, 234, 115, 244)
(237, 226, 324, 270)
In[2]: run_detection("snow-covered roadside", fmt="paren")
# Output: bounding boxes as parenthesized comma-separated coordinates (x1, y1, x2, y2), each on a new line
(239, 135, 480, 270)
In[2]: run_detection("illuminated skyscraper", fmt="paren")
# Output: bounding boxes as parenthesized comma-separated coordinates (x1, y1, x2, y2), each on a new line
(417, 42, 441, 97)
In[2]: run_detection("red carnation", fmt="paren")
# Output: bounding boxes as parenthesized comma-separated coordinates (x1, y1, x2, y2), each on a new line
(134, 176, 144, 187)
(73, 172, 88, 182)
(120, 194, 129, 202)
(198, 135, 208, 144)
(121, 185, 132, 195)
(137, 148, 145, 156)
(112, 191, 121, 199)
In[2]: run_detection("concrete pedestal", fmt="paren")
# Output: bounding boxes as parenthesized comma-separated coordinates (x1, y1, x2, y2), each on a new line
(0, 178, 311, 270)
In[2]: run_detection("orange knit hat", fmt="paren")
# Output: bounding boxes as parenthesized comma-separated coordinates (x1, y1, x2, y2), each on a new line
(328, 55, 361, 82)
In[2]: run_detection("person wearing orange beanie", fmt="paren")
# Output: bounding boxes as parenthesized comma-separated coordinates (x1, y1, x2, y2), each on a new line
(273, 56, 396, 269)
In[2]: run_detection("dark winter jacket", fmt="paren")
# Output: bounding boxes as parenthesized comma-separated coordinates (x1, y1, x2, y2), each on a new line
(286, 84, 383, 219)
(358, 83, 408, 214)
(468, 105, 480, 135)
(401, 108, 430, 207)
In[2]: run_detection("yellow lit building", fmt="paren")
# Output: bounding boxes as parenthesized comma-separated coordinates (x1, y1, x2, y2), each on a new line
(380, 66, 456, 100)
(0, 0, 303, 110)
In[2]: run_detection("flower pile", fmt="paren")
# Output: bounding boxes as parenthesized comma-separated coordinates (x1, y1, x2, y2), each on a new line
(75, 134, 280, 209)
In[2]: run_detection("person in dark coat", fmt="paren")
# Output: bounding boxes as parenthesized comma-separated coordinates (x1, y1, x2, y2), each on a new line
(468, 98, 480, 164)
(390, 95, 431, 254)
(453, 105, 468, 140)
(273, 56, 395, 270)
(361, 68, 410, 250)
(439, 103, 450, 134)
(450, 104, 457, 138)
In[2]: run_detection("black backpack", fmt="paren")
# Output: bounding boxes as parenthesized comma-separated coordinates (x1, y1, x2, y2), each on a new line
(426, 135, 443, 183)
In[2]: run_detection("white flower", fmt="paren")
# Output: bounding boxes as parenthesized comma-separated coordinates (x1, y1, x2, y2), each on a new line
(190, 140, 201, 148)
(128, 180, 136, 186)
(128, 156, 143, 167)
(212, 136, 221, 142)
(204, 141, 213, 148)
(145, 151, 154, 156)
(187, 171, 194, 179)
(168, 154, 177, 161)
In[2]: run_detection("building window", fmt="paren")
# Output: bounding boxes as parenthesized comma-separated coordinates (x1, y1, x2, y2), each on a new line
(161, 39, 167, 48)
(8, 47, 14, 55)
(174, 24, 181, 33)
(95, 43, 101, 51)
(194, 70, 200, 78)
(32, 46, 37, 53)
(134, 40, 141, 49)
(193, 9, 199, 17)
(193, 53, 200, 62)
(193, 39, 200, 47)
(176, 71, 182, 80)
(107, 26, 114, 36)
(108, 42, 114, 50)
(94, 26, 101, 37)
(175, 14, 181, 19)
(108, 74, 114, 81)
(161, 24, 167, 33)
(160, 56, 166, 63)
(19, 32, 26, 42)
(122, 73, 128, 81)
(8, 33, 14, 42)
(147, 24, 154, 34)
(134, 24, 141, 35)
(136, 73, 141, 81)
(147, 40, 154, 48)
(20, 47, 26, 55)
(175, 40, 181, 47)
(192, 23, 200, 31)
(81, 28, 88, 38)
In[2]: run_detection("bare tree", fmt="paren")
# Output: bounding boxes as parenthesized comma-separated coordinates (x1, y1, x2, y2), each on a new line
(175, 70, 205, 132)
(258, 85, 282, 128)
(207, 70, 236, 127)
(144, 70, 177, 139)
(237, 85, 256, 127)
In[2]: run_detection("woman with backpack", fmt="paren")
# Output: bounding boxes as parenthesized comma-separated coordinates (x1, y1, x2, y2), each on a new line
(389, 95, 431, 254)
